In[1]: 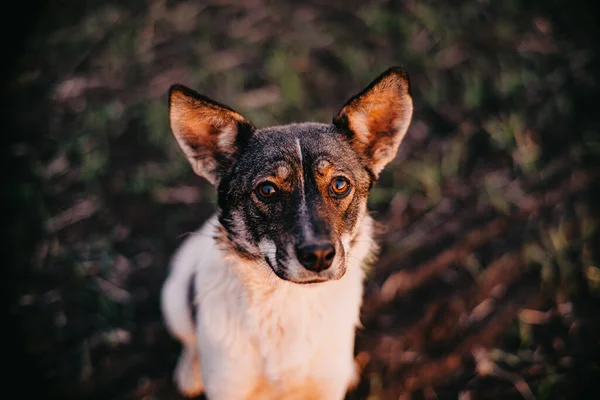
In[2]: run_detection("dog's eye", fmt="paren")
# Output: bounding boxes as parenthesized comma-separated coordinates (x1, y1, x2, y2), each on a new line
(330, 177, 351, 197)
(255, 182, 279, 202)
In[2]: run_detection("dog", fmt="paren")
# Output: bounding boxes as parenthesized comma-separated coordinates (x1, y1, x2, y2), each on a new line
(161, 66, 413, 400)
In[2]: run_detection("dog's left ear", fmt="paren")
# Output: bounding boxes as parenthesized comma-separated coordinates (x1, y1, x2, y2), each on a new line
(169, 84, 255, 185)
(333, 66, 413, 178)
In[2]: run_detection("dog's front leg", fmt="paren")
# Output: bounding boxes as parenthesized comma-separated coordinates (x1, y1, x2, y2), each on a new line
(199, 342, 262, 400)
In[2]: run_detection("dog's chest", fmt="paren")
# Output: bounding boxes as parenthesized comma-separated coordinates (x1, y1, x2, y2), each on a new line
(247, 280, 359, 383)
(195, 252, 364, 392)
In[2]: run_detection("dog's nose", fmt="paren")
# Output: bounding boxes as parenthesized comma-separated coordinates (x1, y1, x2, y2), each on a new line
(295, 242, 336, 272)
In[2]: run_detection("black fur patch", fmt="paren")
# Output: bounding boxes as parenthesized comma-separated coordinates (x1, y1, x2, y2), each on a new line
(188, 273, 197, 324)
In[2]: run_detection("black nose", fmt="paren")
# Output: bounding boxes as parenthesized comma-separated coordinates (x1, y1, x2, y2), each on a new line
(295, 242, 336, 272)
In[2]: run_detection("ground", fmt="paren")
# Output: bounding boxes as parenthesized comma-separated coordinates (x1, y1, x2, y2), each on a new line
(5, 1, 600, 399)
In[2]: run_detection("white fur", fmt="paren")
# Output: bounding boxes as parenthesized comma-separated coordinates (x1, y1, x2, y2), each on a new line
(258, 238, 277, 268)
(295, 138, 303, 166)
(162, 214, 375, 399)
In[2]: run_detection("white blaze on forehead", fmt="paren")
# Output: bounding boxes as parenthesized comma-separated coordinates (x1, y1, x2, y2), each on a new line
(295, 137, 304, 190)
(295, 138, 312, 240)
(295, 138, 303, 165)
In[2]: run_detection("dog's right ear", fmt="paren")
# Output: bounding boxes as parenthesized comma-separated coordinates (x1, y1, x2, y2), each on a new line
(169, 84, 255, 185)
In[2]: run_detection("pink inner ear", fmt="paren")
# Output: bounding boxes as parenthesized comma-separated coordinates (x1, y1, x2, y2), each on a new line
(171, 92, 243, 155)
(179, 121, 214, 150)
(336, 78, 413, 176)
(169, 86, 256, 184)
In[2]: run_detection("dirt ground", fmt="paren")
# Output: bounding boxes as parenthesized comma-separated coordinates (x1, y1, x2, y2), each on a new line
(5, 1, 600, 399)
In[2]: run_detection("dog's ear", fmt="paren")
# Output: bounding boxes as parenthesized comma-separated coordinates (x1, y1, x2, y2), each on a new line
(333, 67, 413, 178)
(169, 84, 255, 184)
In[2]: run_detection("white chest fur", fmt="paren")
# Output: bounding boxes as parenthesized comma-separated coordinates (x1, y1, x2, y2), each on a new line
(164, 215, 375, 399)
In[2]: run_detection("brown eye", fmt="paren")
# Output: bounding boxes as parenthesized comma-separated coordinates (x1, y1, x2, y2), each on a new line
(330, 177, 350, 197)
(255, 182, 279, 202)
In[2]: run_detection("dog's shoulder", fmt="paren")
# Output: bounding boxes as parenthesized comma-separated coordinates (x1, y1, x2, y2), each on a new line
(170, 214, 221, 271)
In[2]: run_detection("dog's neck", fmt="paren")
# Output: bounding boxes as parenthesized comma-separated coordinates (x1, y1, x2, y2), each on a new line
(208, 214, 378, 383)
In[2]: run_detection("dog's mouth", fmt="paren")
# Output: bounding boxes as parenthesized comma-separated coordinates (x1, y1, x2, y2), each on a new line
(293, 277, 331, 284)
(264, 253, 346, 284)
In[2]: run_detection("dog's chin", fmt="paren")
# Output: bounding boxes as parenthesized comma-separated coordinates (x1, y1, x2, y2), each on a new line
(285, 275, 332, 285)
(269, 259, 347, 285)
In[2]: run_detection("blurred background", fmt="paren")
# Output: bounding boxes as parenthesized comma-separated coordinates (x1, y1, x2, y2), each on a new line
(4, 0, 600, 399)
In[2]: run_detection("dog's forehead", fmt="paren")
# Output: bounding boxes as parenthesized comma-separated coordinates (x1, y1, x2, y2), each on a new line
(238, 122, 359, 171)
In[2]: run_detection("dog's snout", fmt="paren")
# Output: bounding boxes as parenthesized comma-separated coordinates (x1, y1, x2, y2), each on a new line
(295, 242, 335, 272)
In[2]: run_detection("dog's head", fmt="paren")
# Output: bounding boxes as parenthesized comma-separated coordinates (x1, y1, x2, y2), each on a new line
(169, 67, 413, 284)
